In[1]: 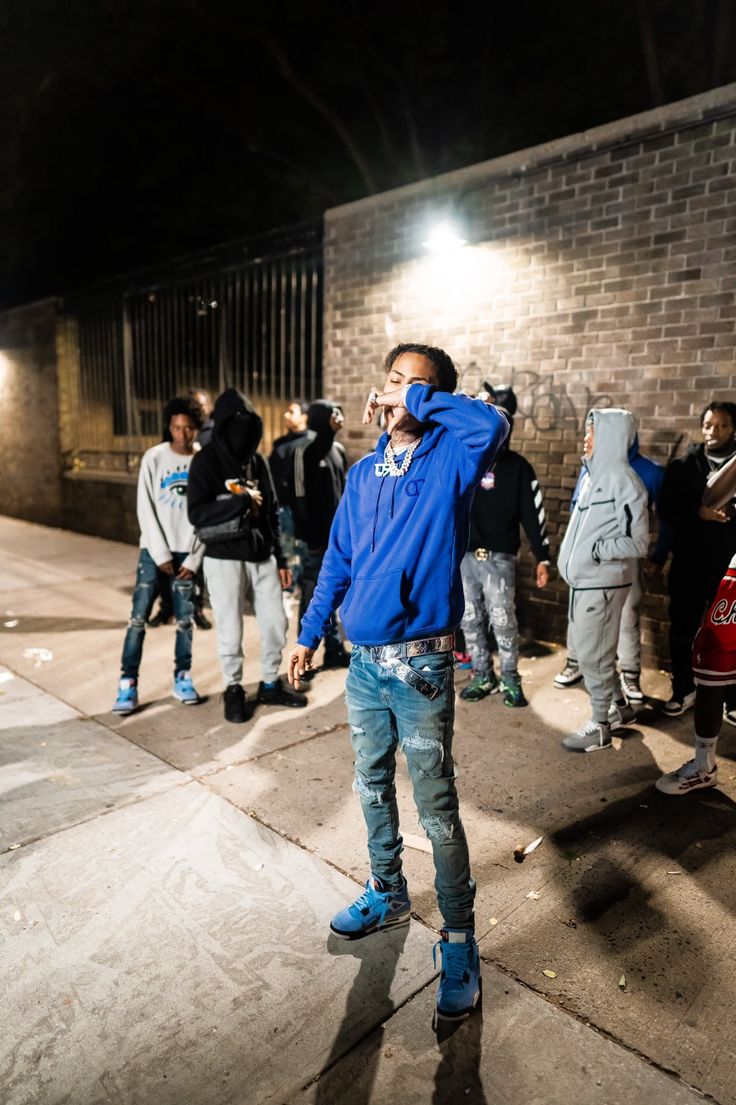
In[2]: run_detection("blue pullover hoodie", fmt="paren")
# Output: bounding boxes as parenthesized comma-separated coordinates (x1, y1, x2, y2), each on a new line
(297, 384, 509, 649)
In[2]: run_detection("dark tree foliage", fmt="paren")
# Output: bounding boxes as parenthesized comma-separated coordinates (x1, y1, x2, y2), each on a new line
(0, 0, 734, 306)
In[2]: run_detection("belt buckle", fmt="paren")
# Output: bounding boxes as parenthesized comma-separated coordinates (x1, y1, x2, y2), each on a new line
(475, 548, 489, 562)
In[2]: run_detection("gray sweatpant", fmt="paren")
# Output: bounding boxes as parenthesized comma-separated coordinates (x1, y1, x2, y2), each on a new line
(569, 586, 630, 723)
(566, 563, 643, 673)
(460, 551, 519, 677)
(204, 555, 287, 686)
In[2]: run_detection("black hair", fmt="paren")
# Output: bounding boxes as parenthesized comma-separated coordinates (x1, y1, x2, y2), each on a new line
(289, 398, 310, 415)
(162, 396, 204, 441)
(701, 401, 736, 428)
(384, 343, 458, 393)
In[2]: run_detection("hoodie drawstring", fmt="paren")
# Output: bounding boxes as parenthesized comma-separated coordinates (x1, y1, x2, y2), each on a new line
(371, 476, 387, 553)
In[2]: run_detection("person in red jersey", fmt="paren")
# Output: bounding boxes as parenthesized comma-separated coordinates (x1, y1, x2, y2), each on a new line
(657, 449, 736, 794)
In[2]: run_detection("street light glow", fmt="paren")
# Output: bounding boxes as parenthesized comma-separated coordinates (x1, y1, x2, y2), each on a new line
(422, 221, 467, 254)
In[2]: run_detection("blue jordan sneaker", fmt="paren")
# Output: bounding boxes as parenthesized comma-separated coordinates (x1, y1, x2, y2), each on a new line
(173, 671, 201, 705)
(112, 677, 138, 715)
(330, 875, 412, 939)
(434, 928, 481, 1020)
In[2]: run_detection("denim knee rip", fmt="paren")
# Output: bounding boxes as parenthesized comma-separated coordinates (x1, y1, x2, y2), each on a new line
(491, 605, 510, 627)
(353, 774, 388, 805)
(419, 812, 457, 841)
(128, 615, 146, 630)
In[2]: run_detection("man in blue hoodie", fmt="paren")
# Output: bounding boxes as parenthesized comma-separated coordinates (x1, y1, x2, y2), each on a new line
(288, 343, 508, 1022)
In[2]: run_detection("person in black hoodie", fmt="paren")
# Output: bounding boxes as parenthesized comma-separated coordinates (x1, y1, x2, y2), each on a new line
(291, 399, 350, 669)
(459, 385, 550, 708)
(268, 399, 311, 591)
(657, 400, 736, 718)
(187, 388, 307, 721)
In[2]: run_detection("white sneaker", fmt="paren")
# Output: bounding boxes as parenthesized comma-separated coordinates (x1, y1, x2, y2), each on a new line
(554, 661, 583, 689)
(663, 691, 696, 717)
(608, 701, 637, 731)
(655, 759, 718, 795)
(620, 671, 644, 702)
(723, 707, 736, 727)
(562, 719, 612, 753)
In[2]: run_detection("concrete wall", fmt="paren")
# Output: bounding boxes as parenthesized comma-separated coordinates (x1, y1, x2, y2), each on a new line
(321, 84, 736, 663)
(0, 299, 64, 528)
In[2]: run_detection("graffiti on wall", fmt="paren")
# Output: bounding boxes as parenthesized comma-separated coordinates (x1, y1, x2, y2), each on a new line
(462, 362, 613, 434)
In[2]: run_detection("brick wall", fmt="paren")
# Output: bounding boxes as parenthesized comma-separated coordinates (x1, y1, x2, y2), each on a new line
(0, 299, 64, 528)
(321, 84, 736, 666)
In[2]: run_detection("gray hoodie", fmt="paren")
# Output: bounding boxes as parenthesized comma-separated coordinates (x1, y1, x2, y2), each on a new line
(558, 408, 649, 590)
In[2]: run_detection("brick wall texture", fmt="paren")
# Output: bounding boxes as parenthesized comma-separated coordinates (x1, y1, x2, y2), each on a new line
(321, 86, 736, 667)
(0, 299, 64, 528)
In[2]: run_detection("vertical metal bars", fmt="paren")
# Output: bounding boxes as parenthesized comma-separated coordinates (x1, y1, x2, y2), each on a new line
(64, 221, 323, 471)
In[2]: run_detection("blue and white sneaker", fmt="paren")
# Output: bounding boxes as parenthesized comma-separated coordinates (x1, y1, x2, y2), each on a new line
(173, 671, 200, 705)
(330, 875, 411, 939)
(434, 929, 481, 1021)
(112, 677, 138, 715)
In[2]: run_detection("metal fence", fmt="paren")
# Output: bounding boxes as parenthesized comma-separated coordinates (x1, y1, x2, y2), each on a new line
(61, 221, 323, 477)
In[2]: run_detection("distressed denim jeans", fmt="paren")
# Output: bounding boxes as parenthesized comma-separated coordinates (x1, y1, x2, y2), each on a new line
(120, 549, 194, 678)
(460, 551, 519, 677)
(345, 646, 475, 929)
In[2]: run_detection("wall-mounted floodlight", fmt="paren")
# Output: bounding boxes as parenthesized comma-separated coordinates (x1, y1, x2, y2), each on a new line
(422, 220, 467, 254)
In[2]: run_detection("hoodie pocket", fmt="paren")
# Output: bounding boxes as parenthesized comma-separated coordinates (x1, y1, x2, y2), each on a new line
(340, 568, 408, 642)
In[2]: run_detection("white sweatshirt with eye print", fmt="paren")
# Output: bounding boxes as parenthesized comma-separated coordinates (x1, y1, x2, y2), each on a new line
(136, 443, 204, 571)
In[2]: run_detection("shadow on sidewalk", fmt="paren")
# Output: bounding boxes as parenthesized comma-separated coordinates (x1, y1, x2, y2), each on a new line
(313, 926, 409, 1105)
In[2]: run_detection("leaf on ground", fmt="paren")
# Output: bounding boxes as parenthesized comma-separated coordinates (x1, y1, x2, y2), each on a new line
(618, 975, 626, 989)
(543, 969, 557, 978)
(526, 891, 540, 900)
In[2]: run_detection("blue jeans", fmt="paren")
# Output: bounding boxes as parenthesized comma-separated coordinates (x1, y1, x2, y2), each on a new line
(121, 549, 194, 678)
(345, 646, 475, 929)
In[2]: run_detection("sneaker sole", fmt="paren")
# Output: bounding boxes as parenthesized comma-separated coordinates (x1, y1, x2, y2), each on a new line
(655, 776, 718, 795)
(562, 740, 612, 753)
(173, 693, 201, 705)
(330, 912, 411, 940)
(554, 679, 583, 689)
(662, 705, 694, 718)
(112, 705, 136, 715)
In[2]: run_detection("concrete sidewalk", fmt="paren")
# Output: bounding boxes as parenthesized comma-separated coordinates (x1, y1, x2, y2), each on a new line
(1, 516, 733, 1105)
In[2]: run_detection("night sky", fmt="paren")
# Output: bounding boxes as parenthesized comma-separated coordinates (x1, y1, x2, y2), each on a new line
(1, 0, 734, 308)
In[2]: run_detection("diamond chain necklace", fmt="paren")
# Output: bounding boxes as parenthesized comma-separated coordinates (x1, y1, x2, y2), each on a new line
(384, 436, 422, 477)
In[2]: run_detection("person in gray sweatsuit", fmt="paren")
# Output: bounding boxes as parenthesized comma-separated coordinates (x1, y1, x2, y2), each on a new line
(557, 408, 649, 752)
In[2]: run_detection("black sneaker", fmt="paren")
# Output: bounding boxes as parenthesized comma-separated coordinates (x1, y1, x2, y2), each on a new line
(193, 610, 212, 630)
(223, 683, 250, 724)
(257, 678, 308, 708)
(322, 648, 352, 669)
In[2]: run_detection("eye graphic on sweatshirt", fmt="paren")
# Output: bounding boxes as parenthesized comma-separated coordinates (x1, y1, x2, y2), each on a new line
(159, 469, 189, 509)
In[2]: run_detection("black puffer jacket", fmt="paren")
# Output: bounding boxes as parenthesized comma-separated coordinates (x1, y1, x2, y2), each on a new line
(187, 388, 285, 566)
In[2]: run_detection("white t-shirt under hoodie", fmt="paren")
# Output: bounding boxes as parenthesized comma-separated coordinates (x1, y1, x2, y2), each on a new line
(136, 443, 204, 572)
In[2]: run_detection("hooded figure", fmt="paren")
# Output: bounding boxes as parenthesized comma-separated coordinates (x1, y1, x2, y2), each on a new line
(187, 388, 306, 720)
(187, 388, 281, 564)
(292, 400, 347, 550)
(559, 429, 668, 701)
(557, 408, 649, 753)
(291, 398, 349, 668)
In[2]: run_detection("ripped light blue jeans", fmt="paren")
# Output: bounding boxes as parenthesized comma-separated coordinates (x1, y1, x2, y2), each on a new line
(345, 646, 475, 929)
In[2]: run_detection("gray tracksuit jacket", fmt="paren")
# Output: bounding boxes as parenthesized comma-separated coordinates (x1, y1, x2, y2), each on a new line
(558, 408, 649, 590)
